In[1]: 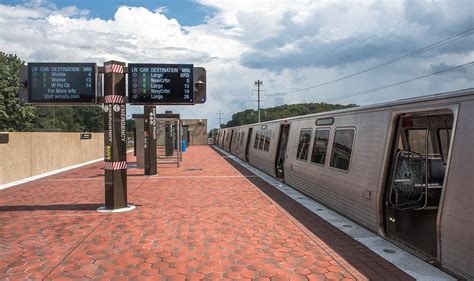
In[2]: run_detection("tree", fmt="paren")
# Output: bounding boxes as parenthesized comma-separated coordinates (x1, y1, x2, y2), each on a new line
(208, 128, 219, 138)
(0, 52, 36, 131)
(0, 52, 104, 132)
(73, 106, 103, 132)
(126, 119, 135, 133)
(30, 106, 103, 132)
(223, 102, 358, 127)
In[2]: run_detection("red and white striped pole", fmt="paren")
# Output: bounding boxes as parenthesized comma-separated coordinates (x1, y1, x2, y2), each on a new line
(102, 60, 128, 210)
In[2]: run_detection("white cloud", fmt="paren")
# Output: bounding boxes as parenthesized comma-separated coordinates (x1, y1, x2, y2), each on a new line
(0, 0, 472, 130)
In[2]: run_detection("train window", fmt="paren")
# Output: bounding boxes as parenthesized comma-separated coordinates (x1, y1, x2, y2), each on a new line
(397, 134, 404, 150)
(407, 129, 433, 155)
(264, 130, 272, 151)
(316, 117, 334, 126)
(296, 129, 312, 161)
(254, 130, 260, 149)
(258, 131, 265, 150)
(438, 128, 452, 163)
(311, 129, 330, 165)
(330, 128, 355, 171)
(240, 132, 245, 145)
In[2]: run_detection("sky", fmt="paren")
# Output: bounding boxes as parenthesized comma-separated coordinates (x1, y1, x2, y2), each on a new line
(0, 0, 473, 129)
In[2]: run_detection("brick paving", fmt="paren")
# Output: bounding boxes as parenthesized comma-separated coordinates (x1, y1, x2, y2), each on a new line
(0, 146, 410, 280)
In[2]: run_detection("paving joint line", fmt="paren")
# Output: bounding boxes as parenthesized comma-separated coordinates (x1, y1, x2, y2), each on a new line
(42, 213, 110, 280)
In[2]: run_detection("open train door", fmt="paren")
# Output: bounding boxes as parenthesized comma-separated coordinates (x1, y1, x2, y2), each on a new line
(384, 110, 453, 261)
(245, 128, 253, 162)
(275, 123, 290, 181)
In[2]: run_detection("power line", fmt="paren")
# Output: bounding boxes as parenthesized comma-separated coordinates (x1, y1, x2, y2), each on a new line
(323, 61, 474, 103)
(269, 27, 474, 96)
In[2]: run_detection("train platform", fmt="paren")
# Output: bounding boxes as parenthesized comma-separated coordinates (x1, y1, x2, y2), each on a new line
(0, 146, 449, 280)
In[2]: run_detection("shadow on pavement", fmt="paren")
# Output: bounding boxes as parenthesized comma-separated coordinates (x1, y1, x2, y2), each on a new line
(0, 203, 104, 211)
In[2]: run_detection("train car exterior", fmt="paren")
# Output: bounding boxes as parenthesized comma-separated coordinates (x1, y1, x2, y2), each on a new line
(216, 89, 474, 279)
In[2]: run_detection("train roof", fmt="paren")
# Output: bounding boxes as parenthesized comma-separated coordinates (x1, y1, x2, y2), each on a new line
(221, 88, 474, 130)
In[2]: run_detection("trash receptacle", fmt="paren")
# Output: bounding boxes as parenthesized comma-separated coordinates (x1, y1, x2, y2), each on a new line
(182, 140, 186, 152)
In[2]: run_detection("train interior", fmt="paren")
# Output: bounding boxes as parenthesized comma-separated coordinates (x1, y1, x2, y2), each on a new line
(275, 124, 290, 180)
(384, 110, 454, 260)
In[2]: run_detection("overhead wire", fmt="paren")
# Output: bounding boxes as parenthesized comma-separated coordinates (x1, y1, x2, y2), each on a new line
(268, 27, 474, 96)
(323, 61, 474, 102)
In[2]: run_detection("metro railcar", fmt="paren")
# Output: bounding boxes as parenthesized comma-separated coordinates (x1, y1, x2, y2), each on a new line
(215, 89, 474, 279)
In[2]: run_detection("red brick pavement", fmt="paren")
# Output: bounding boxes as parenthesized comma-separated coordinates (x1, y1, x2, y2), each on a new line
(0, 146, 407, 280)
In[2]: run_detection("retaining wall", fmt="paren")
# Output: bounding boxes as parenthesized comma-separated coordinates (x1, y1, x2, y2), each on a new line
(0, 132, 103, 185)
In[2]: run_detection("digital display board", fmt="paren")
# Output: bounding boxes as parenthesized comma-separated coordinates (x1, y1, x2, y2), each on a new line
(28, 63, 96, 103)
(128, 63, 193, 104)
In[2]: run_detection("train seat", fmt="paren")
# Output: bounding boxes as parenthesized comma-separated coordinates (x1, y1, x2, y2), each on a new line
(428, 157, 445, 187)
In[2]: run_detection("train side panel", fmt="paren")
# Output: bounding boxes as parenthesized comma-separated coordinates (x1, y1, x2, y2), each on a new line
(248, 122, 281, 177)
(235, 126, 248, 161)
(284, 111, 391, 231)
(439, 100, 474, 279)
(230, 128, 239, 155)
(222, 129, 231, 152)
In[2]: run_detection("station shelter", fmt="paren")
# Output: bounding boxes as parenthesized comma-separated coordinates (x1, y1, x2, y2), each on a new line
(133, 113, 207, 168)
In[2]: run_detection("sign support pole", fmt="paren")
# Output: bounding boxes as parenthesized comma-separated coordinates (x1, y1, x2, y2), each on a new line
(144, 105, 157, 175)
(100, 60, 131, 211)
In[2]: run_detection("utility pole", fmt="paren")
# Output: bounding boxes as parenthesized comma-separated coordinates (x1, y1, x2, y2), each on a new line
(217, 110, 223, 128)
(254, 80, 263, 123)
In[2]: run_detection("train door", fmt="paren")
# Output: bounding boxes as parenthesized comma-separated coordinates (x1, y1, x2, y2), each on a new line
(384, 110, 454, 260)
(228, 130, 234, 152)
(235, 132, 239, 156)
(221, 130, 226, 147)
(245, 128, 253, 162)
(275, 124, 290, 180)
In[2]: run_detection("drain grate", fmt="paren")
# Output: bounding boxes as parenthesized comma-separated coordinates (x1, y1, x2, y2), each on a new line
(383, 248, 396, 254)
(342, 224, 353, 228)
(186, 168, 203, 171)
(316, 208, 324, 211)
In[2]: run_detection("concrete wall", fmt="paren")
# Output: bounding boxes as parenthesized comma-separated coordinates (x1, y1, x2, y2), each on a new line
(182, 119, 208, 146)
(135, 118, 208, 147)
(0, 132, 103, 185)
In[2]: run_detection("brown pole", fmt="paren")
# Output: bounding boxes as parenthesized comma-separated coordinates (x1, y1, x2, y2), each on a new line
(144, 105, 157, 175)
(103, 61, 127, 209)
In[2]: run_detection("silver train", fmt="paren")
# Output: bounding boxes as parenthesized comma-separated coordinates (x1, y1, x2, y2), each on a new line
(216, 89, 474, 279)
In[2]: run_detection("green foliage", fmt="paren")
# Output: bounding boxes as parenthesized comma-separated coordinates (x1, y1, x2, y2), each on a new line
(0, 52, 104, 132)
(126, 119, 135, 133)
(223, 102, 357, 128)
(208, 128, 219, 138)
(0, 52, 36, 131)
(31, 106, 103, 132)
(73, 106, 104, 132)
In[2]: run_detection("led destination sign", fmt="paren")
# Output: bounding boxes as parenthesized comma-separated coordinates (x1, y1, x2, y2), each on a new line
(28, 63, 96, 103)
(128, 64, 193, 104)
